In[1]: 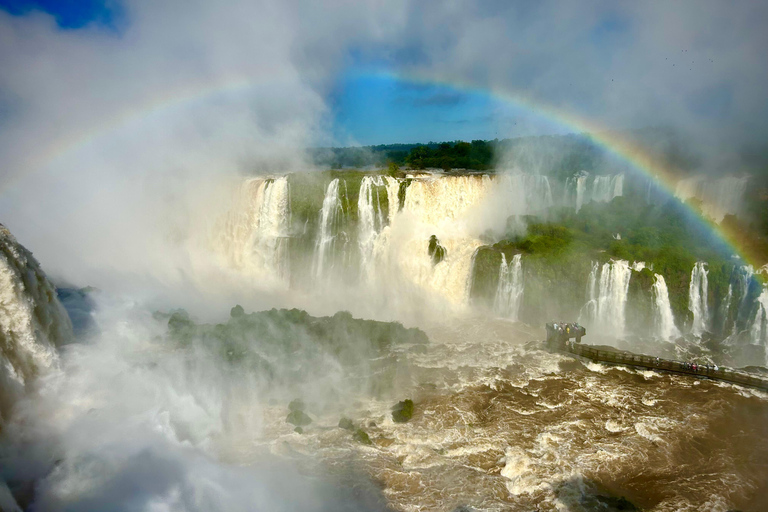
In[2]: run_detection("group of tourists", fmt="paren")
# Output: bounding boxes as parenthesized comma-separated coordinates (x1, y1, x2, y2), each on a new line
(545, 321, 586, 345)
(679, 361, 719, 372)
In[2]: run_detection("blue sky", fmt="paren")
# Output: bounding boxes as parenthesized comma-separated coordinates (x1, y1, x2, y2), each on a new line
(0, 0, 763, 150)
(329, 72, 571, 146)
(0, 0, 571, 147)
(0, 0, 121, 28)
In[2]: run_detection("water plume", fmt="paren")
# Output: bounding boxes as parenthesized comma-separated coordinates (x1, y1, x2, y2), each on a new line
(689, 262, 709, 336)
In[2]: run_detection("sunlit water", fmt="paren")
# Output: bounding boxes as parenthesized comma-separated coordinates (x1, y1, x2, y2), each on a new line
(241, 317, 768, 512)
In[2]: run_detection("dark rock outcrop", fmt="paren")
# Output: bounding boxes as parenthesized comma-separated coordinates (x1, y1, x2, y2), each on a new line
(392, 399, 414, 423)
(428, 235, 446, 265)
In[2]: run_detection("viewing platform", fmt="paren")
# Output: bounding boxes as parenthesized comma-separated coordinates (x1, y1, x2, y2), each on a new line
(544, 322, 768, 391)
(564, 341, 768, 391)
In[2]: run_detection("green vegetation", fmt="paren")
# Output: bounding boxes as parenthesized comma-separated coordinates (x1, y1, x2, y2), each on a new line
(310, 128, 695, 177)
(391, 399, 414, 423)
(471, 195, 742, 328)
(404, 140, 494, 170)
(162, 307, 428, 397)
(353, 428, 373, 445)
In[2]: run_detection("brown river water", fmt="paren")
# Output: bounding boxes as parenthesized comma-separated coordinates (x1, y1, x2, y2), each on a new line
(244, 317, 768, 512)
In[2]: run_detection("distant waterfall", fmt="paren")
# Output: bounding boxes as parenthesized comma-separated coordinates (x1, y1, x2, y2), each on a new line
(313, 178, 345, 280)
(565, 173, 623, 211)
(0, 224, 72, 423)
(750, 286, 768, 350)
(216, 177, 291, 282)
(358, 176, 385, 281)
(575, 175, 588, 212)
(689, 262, 709, 336)
(579, 261, 599, 323)
(384, 176, 401, 224)
(494, 254, 523, 320)
(674, 176, 749, 222)
(652, 274, 680, 340)
(592, 175, 624, 203)
(580, 260, 631, 338)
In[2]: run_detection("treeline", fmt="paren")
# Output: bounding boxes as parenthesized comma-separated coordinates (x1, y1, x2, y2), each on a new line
(310, 140, 495, 170)
(309, 127, 703, 174)
(403, 140, 494, 170)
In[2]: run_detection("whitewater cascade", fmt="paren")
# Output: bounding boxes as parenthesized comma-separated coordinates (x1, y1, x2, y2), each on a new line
(358, 175, 386, 282)
(0, 224, 72, 422)
(498, 172, 553, 215)
(565, 173, 624, 211)
(592, 174, 624, 203)
(393, 175, 488, 308)
(674, 176, 749, 222)
(313, 178, 346, 280)
(750, 286, 768, 352)
(574, 174, 588, 212)
(580, 260, 632, 339)
(689, 262, 709, 336)
(494, 254, 523, 320)
(652, 274, 680, 340)
(217, 177, 291, 282)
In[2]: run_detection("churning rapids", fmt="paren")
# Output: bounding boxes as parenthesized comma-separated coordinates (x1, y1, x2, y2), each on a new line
(1, 170, 768, 512)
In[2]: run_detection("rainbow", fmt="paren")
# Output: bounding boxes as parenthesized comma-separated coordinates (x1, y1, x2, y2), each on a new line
(364, 69, 766, 272)
(3, 69, 765, 272)
(0, 76, 255, 190)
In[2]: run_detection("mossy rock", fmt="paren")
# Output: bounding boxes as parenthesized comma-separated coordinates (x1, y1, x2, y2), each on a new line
(392, 399, 414, 423)
(288, 399, 306, 412)
(286, 410, 312, 427)
(338, 417, 354, 430)
(294, 426, 303, 434)
(428, 235, 447, 265)
(353, 428, 373, 445)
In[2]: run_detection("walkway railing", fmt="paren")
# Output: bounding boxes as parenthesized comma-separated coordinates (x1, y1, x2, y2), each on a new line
(565, 341, 768, 391)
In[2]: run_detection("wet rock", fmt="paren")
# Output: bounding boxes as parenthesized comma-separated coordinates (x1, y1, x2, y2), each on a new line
(286, 399, 311, 427)
(592, 494, 638, 511)
(353, 428, 372, 445)
(288, 399, 306, 412)
(294, 426, 303, 434)
(338, 417, 354, 430)
(428, 235, 446, 265)
(392, 399, 414, 423)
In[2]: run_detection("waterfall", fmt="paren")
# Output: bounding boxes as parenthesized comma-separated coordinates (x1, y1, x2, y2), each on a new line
(652, 274, 680, 340)
(689, 262, 709, 336)
(217, 177, 291, 282)
(395, 175, 487, 307)
(567, 172, 622, 211)
(0, 224, 72, 422)
(591, 174, 624, 204)
(580, 260, 631, 338)
(384, 176, 401, 224)
(749, 286, 768, 351)
(579, 261, 599, 323)
(674, 176, 750, 222)
(612, 174, 624, 197)
(358, 175, 385, 281)
(494, 172, 554, 221)
(313, 178, 345, 280)
(494, 254, 523, 320)
(575, 175, 588, 212)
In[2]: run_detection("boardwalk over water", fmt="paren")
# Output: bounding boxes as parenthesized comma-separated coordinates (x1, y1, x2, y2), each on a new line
(564, 341, 768, 391)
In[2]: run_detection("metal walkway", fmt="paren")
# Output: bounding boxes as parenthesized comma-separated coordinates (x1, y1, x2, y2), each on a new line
(564, 341, 768, 391)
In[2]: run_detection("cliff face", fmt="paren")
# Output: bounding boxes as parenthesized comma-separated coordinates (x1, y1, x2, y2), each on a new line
(0, 224, 72, 423)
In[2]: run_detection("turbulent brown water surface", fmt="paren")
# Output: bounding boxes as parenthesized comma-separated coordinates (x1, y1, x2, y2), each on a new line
(251, 317, 768, 512)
